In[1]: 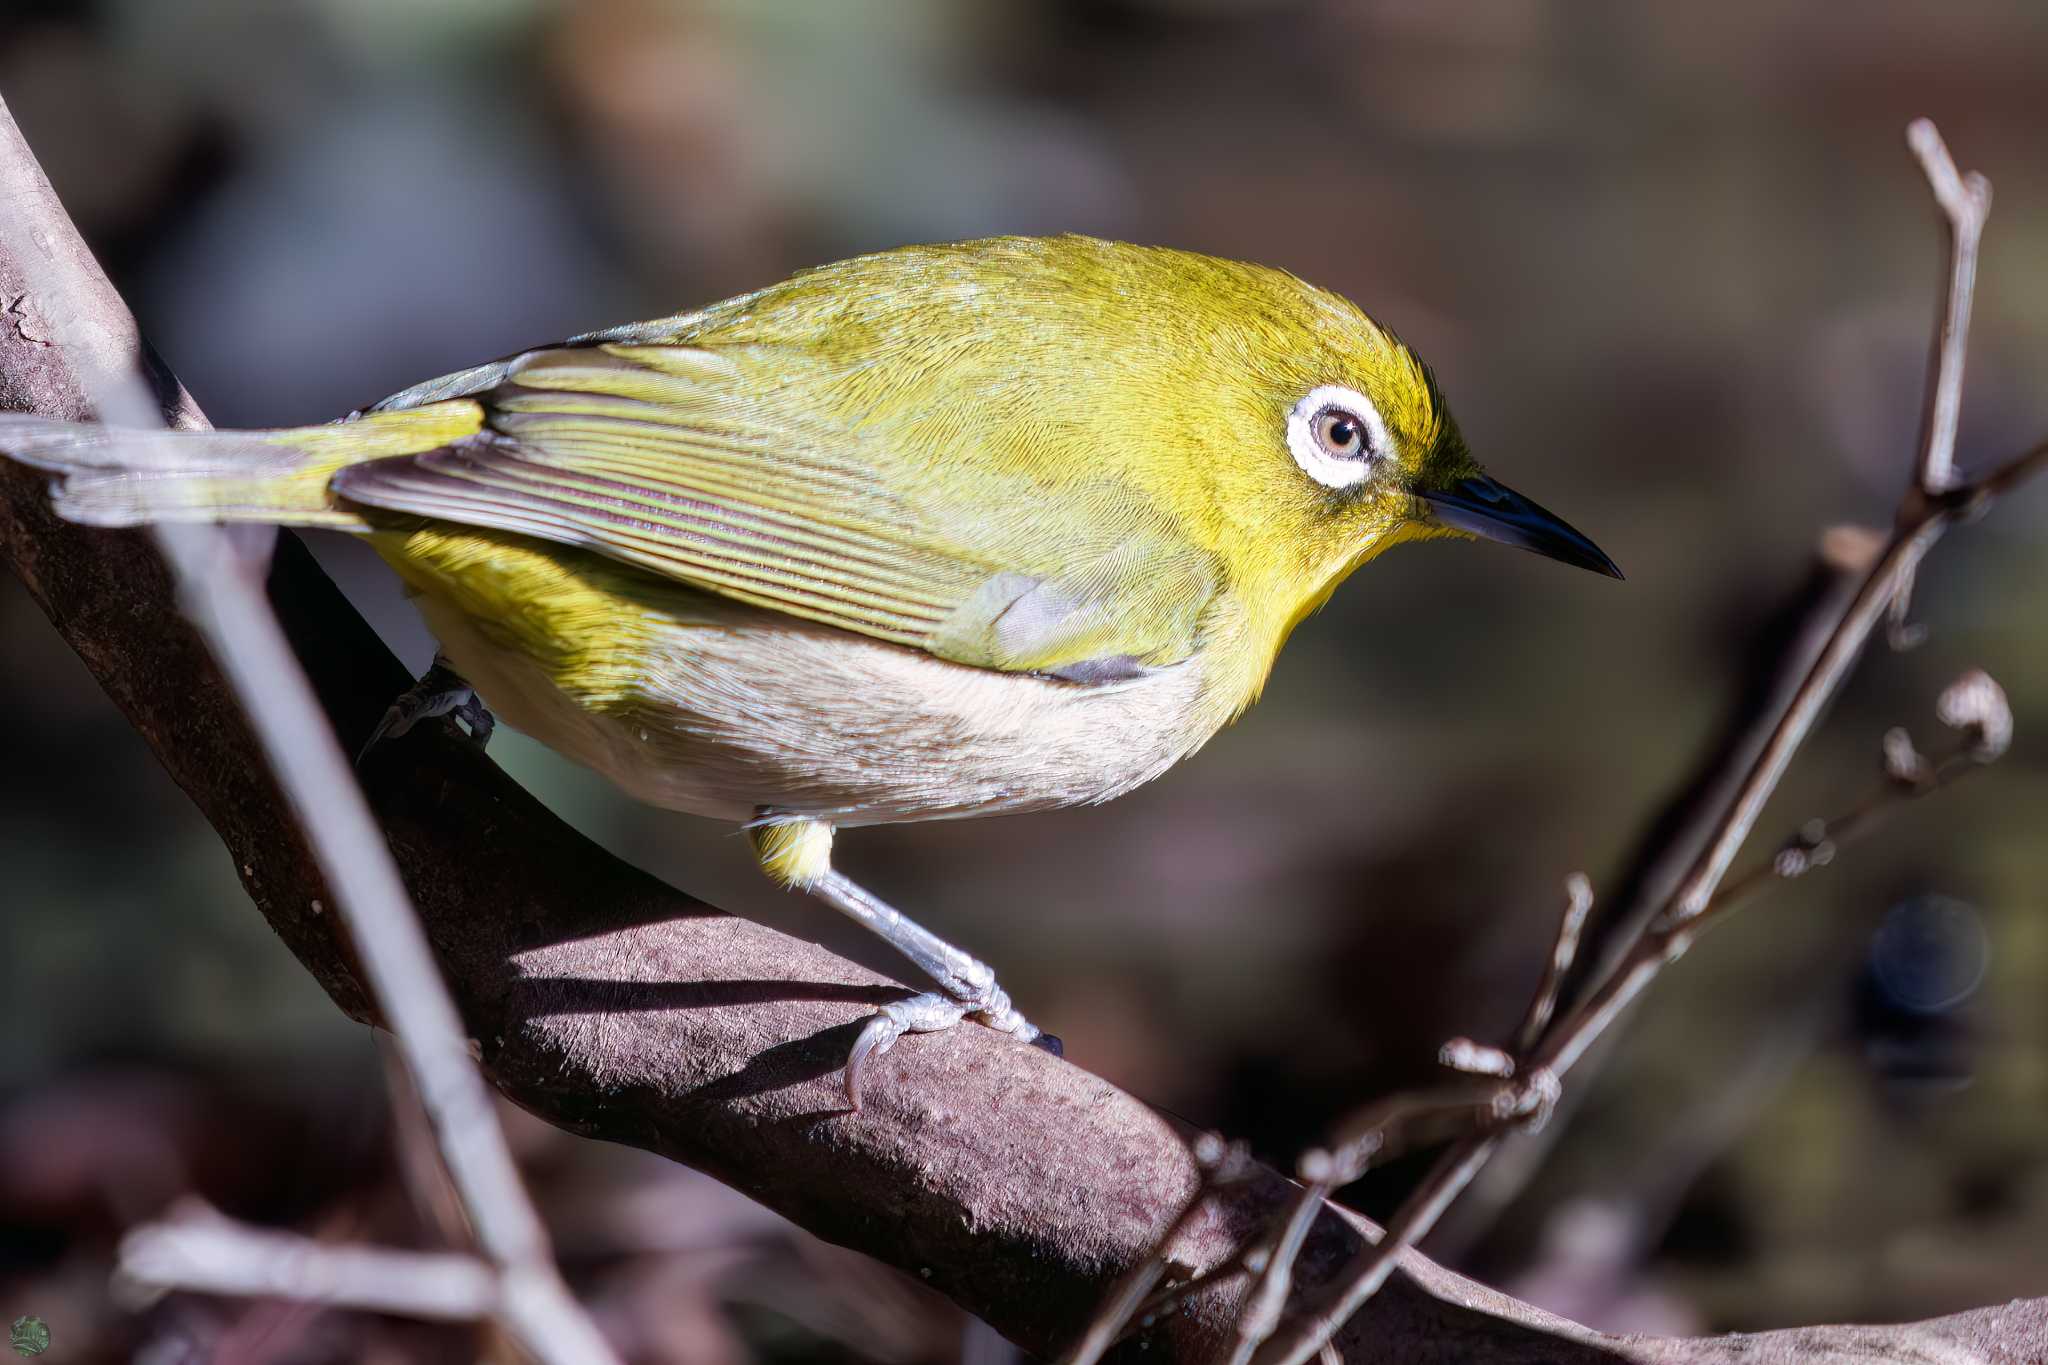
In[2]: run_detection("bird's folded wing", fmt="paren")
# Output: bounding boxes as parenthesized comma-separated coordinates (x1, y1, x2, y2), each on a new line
(335, 343, 1220, 678)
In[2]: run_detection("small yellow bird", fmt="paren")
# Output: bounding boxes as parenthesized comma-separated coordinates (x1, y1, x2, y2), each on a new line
(1, 235, 1616, 1103)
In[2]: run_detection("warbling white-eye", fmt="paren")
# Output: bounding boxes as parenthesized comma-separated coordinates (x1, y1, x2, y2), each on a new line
(1, 234, 1619, 1104)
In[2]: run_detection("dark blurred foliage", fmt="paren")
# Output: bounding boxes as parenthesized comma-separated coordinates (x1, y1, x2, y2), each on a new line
(3, 1, 2047, 1360)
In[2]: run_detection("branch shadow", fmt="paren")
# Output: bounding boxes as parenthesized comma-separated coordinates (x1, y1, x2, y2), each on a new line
(502, 974, 911, 1117)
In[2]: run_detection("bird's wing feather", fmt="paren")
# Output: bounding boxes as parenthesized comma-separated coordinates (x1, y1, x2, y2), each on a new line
(335, 341, 1221, 677)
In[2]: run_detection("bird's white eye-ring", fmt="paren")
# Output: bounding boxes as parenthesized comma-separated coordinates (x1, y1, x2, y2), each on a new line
(1286, 385, 1389, 490)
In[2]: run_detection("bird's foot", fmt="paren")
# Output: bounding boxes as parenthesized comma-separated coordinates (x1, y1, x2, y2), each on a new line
(359, 656, 495, 763)
(843, 978, 1059, 1110)
(798, 866, 1061, 1109)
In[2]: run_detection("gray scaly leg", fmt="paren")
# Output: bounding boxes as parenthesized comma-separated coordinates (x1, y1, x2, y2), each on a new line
(750, 817, 1060, 1107)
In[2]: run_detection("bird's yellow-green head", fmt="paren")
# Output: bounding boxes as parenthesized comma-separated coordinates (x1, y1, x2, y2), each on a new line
(23, 232, 1611, 721)
(653, 235, 1620, 690)
(803, 237, 1617, 657)
(1129, 247, 1622, 634)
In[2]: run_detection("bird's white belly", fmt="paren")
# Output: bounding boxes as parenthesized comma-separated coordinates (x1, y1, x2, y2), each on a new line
(418, 590, 1223, 829)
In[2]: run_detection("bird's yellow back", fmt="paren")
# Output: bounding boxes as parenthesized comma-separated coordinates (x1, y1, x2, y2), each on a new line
(3, 233, 1615, 830)
(641, 234, 1464, 641)
(349, 235, 1473, 717)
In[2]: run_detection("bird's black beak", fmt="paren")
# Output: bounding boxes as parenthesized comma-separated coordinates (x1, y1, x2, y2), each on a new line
(1421, 476, 1623, 579)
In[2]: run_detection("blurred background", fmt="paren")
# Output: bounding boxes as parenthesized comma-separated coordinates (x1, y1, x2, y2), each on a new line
(4, 1, 2047, 1360)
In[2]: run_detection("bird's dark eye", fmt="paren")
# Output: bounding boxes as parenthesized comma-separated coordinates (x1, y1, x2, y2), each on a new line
(1314, 408, 1368, 460)
(1287, 386, 1384, 489)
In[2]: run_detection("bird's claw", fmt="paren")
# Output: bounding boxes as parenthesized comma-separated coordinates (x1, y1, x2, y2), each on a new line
(843, 989, 1046, 1110)
(359, 659, 495, 763)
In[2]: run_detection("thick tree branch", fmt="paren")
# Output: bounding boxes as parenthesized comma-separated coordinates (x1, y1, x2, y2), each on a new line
(1, 99, 2042, 1363)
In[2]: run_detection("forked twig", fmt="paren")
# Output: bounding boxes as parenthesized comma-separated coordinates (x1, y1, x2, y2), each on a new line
(1906, 117, 1991, 499)
(1890, 118, 1992, 647)
(1072, 1006, 1582, 1365)
(1705, 680, 2008, 925)
(1247, 119, 2043, 1365)
(1224, 880, 1587, 1364)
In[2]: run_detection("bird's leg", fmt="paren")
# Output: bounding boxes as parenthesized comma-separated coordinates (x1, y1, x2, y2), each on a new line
(812, 867, 1061, 1105)
(750, 817, 1058, 1107)
(359, 652, 495, 761)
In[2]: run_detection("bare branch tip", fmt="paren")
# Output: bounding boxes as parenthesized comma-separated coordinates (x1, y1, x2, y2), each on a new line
(1886, 605, 1930, 653)
(1561, 873, 1593, 931)
(1907, 118, 1960, 190)
(1439, 1038, 1515, 1078)
(1905, 117, 1945, 159)
(1881, 726, 1928, 785)
(1772, 820, 1836, 880)
(1937, 668, 2012, 762)
(1908, 119, 1992, 227)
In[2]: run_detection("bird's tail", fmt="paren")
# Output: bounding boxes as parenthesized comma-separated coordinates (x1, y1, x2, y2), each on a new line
(0, 400, 483, 531)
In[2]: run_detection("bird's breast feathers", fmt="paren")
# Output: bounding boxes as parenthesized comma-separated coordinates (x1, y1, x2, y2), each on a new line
(342, 236, 1356, 822)
(378, 524, 1260, 826)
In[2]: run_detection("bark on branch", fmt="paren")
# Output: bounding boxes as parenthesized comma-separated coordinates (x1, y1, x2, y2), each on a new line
(0, 97, 2040, 1363)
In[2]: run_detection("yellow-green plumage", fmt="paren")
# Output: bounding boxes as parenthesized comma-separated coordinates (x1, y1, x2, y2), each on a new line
(1, 233, 1616, 1085)
(0, 236, 1516, 829)
(341, 236, 1474, 695)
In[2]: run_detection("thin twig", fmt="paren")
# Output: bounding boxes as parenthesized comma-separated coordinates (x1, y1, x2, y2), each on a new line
(1892, 120, 1990, 648)
(1515, 874, 1594, 1056)
(1223, 1182, 1327, 1365)
(1699, 737, 2002, 933)
(1121, 1084, 1511, 1365)
(1263, 450, 2024, 1365)
(0, 98, 620, 1365)
(1225, 879, 1591, 1364)
(1078, 1082, 1505, 1365)
(119, 1209, 500, 1323)
(1250, 118, 2042, 1365)
(1435, 544, 1871, 1257)
(1907, 118, 1991, 499)
(1127, 1244, 1261, 1332)
(1967, 435, 2048, 504)
(1247, 705, 1994, 1365)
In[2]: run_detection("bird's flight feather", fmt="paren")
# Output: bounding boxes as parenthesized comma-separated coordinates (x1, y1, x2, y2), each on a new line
(339, 240, 1236, 678)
